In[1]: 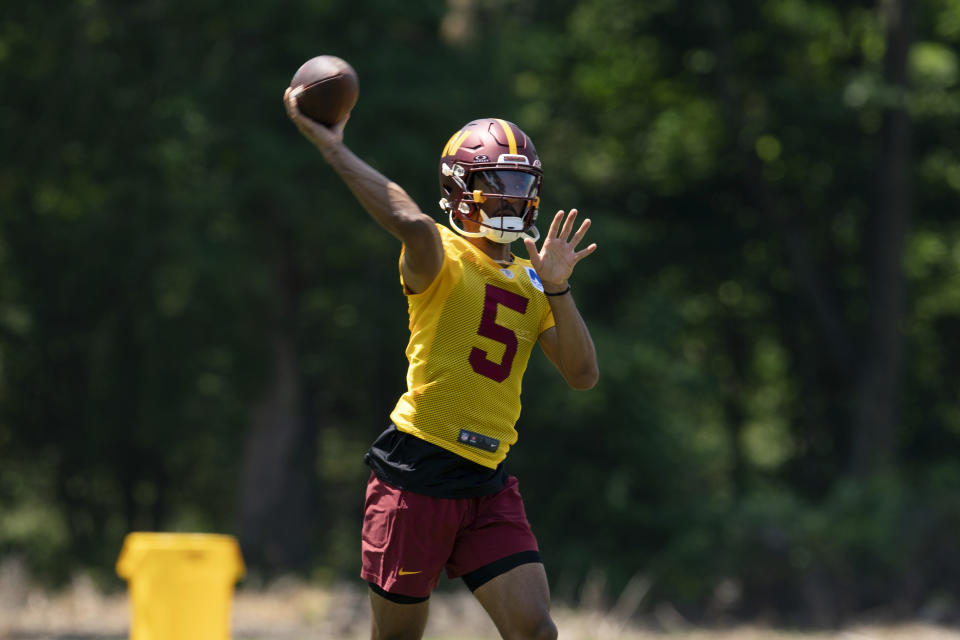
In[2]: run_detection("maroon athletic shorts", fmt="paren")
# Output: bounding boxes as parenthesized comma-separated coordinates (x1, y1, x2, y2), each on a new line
(360, 472, 541, 602)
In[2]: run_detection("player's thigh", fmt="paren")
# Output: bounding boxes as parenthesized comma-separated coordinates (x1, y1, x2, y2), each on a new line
(472, 562, 557, 640)
(362, 473, 460, 599)
(369, 587, 430, 640)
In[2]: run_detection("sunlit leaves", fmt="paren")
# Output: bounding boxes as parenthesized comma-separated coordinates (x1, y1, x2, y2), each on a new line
(910, 41, 959, 87)
(641, 99, 723, 193)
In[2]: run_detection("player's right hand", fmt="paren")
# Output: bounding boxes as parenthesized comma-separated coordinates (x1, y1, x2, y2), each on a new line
(283, 86, 349, 152)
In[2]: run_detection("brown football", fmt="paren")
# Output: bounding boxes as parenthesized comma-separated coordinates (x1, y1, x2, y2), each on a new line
(289, 55, 359, 126)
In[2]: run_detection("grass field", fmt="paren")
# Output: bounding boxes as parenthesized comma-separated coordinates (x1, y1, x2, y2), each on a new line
(1, 566, 957, 640)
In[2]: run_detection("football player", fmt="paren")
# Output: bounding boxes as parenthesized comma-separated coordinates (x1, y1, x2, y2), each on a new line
(285, 88, 598, 640)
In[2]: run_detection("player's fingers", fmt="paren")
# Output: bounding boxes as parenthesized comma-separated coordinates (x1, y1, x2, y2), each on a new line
(573, 243, 598, 263)
(284, 88, 298, 118)
(286, 86, 305, 111)
(570, 218, 591, 248)
(286, 91, 316, 134)
(284, 91, 336, 143)
(559, 208, 578, 241)
(547, 210, 564, 239)
(523, 238, 543, 269)
(286, 87, 318, 129)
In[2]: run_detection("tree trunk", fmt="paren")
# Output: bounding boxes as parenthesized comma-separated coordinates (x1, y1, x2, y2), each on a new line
(849, 0, 913, 476)
(238, 253, 317, 572)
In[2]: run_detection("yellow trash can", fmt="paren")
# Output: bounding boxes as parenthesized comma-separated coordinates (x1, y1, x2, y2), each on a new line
(116, 532, 246, 640)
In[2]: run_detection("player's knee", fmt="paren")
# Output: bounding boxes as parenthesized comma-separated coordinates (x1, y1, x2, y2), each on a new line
(534, 616, 558, 640)
(537, 616, 558, 640)
(512, 612, 557, 640)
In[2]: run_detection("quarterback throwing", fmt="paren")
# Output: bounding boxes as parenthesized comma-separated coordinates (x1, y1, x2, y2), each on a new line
(285, 87, 598, 640)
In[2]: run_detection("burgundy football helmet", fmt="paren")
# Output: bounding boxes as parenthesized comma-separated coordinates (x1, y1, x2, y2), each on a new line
(438, 118, 542, 243)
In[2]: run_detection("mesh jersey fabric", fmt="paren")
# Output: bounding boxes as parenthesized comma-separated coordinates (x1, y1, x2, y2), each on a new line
(389, 224, 556, 468)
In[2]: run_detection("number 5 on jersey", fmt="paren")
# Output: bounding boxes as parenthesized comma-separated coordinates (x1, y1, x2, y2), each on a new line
(469, 284, 529, 383)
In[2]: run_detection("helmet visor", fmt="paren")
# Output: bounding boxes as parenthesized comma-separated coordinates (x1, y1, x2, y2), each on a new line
(470, 170, 539, 199)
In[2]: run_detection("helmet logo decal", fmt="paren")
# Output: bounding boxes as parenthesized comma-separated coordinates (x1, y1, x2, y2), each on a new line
(494, 118, 518, 154)
(451, 131, 472, 155)
(441, 130, 461, 157)
(442, 130, 472, 157)
(474, 154, 490, 162)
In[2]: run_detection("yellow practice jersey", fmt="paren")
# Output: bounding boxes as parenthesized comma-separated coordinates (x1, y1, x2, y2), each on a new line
(390, 224, 556, 468)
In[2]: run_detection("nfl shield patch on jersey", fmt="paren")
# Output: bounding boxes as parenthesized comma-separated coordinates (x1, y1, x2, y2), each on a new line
(525, 267, 544, 292)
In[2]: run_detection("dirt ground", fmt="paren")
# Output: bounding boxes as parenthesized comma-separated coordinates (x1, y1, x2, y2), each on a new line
(1, 564, 958, 640)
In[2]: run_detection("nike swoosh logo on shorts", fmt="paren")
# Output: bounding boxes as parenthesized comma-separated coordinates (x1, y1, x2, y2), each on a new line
(398, 569, 422, 576)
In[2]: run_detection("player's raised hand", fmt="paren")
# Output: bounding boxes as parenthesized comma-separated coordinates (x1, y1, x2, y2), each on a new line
(283, 86, 349, 152)
(523, 209, 597, 292)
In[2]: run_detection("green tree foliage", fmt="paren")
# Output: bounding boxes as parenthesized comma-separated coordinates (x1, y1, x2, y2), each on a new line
(1, 0, 959, 626)
(488, 0, 960, 623)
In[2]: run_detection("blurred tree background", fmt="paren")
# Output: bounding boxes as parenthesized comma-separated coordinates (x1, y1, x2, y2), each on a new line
(2, 0, 960, 628)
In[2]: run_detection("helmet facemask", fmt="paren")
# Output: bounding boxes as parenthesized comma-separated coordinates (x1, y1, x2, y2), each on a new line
(446, 167, 541, 244)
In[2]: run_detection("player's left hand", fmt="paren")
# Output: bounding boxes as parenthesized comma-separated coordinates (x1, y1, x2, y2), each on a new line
(524, 209, 597, 293)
